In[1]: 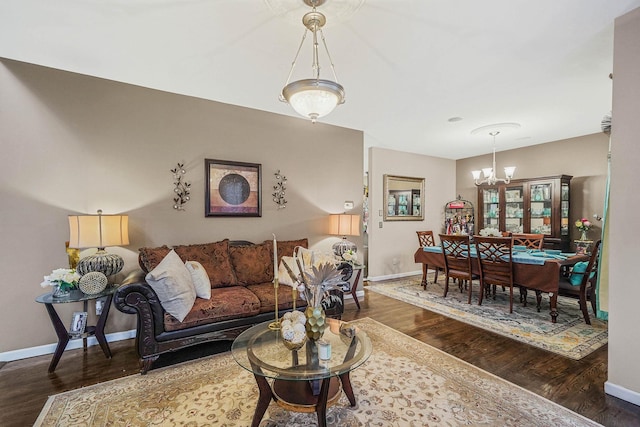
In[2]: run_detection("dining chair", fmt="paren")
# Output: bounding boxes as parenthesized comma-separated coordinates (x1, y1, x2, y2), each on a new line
(512, 233, 544, 250)
(439, 234, 476, 304)
(416, 231, 442, 288)
(474, 236, 516, 313)
(558, 240, 601, 325)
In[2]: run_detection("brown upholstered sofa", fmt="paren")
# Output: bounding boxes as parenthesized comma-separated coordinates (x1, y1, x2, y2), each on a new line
(114, 238, 347, 373)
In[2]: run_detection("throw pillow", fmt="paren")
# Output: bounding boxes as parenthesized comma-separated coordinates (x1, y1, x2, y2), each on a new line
(569, 261, 594, 286)
(173, 240, 238, 288)
(274, 238, 309, 266)
(145, 249, 196, 322)
(185, 261, 212, 300)
(138, 245, 172, 273)
(229, 241, 274, 285)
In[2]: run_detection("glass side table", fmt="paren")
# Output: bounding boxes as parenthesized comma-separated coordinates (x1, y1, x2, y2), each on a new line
(35, 286, 118, 373)
(232, 318, 372, 427)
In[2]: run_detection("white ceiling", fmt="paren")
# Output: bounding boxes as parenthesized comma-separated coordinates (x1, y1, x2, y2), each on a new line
(1, 0, 639, 159)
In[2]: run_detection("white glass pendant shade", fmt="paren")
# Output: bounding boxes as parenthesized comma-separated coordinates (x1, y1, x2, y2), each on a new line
(282, 79, 345, 123)
(504, 166, 516, 179)
(482, 168, 493, 178)
(471, 170, 482, 180)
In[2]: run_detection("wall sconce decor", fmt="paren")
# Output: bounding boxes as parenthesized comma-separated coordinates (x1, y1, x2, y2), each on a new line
(272, 170, 287, 209)
(171, 163, 191, 210)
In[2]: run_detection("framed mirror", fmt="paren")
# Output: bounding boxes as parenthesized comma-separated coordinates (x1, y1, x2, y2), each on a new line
(383, 174, 425, 221)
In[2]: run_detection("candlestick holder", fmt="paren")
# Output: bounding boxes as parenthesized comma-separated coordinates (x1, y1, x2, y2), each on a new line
(269, 277, 281, 330)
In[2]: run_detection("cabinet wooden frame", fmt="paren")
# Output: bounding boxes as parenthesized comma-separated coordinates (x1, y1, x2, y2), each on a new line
(383, 174, 425, 221)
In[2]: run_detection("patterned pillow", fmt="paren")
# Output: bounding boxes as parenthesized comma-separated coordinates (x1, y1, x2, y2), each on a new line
(229, 242, 274, 285)
(138, 245, 172, 273)
(173, 240, 237, 288)
(274, 238, 309, 266)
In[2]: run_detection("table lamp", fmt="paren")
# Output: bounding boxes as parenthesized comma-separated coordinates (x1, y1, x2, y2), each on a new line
(68, 209, 130, 276)
(329, 213, 360, 256)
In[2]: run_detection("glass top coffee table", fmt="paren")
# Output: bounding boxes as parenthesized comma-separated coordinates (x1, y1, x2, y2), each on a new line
(231, 317, 372, 427)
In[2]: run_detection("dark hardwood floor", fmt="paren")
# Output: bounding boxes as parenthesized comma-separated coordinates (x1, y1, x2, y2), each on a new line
(2, 284, 639, 426)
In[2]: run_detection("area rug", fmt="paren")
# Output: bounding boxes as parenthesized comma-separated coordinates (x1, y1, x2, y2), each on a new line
(35, 318, 600, 426)
(368, 275, 608, 360)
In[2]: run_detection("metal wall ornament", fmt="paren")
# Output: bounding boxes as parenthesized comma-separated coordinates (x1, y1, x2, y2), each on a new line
(272, 170, 287, 209)
(171, 163, 191, 211)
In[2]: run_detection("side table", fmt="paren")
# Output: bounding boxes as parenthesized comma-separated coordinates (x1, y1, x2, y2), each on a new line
(349, 264, 365, 309)
(35, 286, 117, 373)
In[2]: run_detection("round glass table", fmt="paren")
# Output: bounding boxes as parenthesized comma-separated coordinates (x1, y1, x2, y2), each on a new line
(231, 317, 372, 427)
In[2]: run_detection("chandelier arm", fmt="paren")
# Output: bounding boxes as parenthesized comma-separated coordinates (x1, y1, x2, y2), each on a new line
(283, 29, 309, 88)
(318, 28, 340, 83)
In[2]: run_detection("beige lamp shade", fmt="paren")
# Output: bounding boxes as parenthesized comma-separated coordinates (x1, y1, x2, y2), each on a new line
(329, 214, 360, 237)
(68, 210, 129, 277)
(68, 212, 129, 249)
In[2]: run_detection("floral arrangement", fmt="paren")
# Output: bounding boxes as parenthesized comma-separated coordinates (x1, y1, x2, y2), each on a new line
(40, 268, 80, 291)
(575, 218, 592, 232)
(341, 249, 359, 265)
(282, 258, 343, 310)
(479, 227, 502, 237)
(280, 310, 306, 346)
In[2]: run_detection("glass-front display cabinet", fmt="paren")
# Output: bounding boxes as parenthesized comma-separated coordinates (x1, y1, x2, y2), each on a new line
(476, 175, 572, 250)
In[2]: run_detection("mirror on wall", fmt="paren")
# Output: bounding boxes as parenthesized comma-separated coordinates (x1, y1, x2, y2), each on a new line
(383, 174, 425, 221)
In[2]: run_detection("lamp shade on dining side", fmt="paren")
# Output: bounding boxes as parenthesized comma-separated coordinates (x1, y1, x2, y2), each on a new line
(329, 213, 360, 256)
(68, 210, 129, 277)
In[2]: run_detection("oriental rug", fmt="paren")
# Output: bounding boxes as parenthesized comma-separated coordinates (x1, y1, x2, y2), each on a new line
(368, 274, 608, 359)
(35, 318, 600, 427)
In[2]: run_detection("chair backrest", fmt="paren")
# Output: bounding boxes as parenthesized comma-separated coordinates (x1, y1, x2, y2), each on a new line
(512, 233, 544, 250)
(576, 240, 602, 291)
(474, 236, 514, 286)
(439, 234, 473, 277)
(417, 230, 436, 247)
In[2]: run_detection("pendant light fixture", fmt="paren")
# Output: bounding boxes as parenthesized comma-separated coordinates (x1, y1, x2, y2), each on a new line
(279, 0, 345, 123)
(471, 130, 516, 186)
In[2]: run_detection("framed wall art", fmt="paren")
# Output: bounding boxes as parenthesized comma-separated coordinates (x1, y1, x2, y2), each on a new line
(205, 159, 262, 217)
(383, 174, 425, 221)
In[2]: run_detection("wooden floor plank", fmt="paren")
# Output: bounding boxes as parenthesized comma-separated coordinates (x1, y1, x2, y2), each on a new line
(1, 287, 639, 427)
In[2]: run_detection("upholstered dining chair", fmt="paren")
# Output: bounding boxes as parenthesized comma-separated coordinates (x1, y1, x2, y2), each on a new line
(474, 236, 516, 313)
(558, 240, 601, 325)
(416, 231, 442, 288)
(512, 233, 544, 250)
(439, 234, 476, 304)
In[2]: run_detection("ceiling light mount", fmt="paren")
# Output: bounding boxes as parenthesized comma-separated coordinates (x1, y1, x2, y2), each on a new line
(279, 0, 345, 123)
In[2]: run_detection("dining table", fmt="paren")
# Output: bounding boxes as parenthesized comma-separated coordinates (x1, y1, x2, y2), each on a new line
(414, 245, 589, 323)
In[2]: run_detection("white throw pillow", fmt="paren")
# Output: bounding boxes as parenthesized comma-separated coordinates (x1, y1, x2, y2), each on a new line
(185, 260, 211, 299)
(145, 249, 196, 322)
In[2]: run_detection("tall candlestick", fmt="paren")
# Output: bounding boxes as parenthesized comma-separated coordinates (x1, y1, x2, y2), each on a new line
(273, 234, 278, 282)
(269, 233, 280, 330)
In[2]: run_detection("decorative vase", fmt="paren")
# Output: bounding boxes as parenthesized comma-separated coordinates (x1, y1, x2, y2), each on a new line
(580, 230, 588, 241)
(51, 284, 70, 298)
(304, 306, 326, 341)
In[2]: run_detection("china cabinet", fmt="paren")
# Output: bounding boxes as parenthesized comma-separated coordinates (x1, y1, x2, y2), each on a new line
(476, 175, 571, 250)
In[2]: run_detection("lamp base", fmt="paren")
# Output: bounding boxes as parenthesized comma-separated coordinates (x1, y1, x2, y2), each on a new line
(76, 249, 124, 277)
(332, 238, 357, 257)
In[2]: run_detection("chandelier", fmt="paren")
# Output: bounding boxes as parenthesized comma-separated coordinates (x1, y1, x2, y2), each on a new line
(279, 0, 345, 123)
(471, 131, 516, 186)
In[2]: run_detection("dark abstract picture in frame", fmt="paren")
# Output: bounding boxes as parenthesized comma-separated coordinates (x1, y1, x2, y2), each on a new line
(205, 159, 262, 217)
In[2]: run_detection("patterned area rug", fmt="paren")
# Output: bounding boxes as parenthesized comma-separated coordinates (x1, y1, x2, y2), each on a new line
(35, 318, 601, 426)
(368, 275, 608, 359)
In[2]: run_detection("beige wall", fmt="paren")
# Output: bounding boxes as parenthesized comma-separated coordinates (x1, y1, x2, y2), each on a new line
(607, 6, 640, 404)
(0, 59, 363, 355)
(367, 147, 456, 279)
